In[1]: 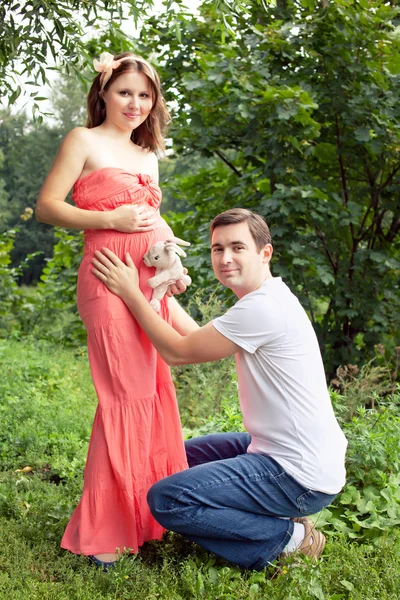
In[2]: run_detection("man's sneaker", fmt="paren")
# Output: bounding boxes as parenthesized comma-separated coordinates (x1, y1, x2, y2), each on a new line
(292, 516, 326, 560)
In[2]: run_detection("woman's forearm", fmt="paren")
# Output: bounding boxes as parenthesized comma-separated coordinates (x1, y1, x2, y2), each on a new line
(35, 199, 111, 230)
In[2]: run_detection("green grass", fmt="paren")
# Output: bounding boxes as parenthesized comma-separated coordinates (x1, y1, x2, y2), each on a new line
(0, 338, 399, 599)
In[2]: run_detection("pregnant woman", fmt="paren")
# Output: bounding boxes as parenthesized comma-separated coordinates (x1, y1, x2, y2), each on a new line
(36, 51, 196, 569)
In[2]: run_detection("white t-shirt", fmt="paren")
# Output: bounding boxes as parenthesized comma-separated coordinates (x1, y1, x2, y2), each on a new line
(213, 277, 347, 494)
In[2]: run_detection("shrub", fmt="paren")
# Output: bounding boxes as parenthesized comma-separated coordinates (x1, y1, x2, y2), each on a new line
(0, 229, 42, 338)
(318, 393, 400, 542)
(173, 290, 238, 429)
(37, 228, 85, 346)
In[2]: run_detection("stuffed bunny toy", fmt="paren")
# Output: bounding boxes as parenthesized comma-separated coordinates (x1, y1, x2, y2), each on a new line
(144, 237, 192, 311)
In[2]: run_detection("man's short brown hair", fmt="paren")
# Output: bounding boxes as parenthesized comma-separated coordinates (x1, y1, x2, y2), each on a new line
(210, 209, 272, 251)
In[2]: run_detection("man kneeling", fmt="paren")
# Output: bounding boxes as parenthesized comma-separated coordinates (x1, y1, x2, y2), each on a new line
(92, 208, 347, 570)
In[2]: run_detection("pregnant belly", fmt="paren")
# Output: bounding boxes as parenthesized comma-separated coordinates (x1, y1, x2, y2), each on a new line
(77, 221, 173, 315)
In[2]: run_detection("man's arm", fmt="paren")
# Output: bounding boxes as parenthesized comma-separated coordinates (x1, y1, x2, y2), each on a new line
(168, 297, 200, 336)
(92, 249, 239, 365)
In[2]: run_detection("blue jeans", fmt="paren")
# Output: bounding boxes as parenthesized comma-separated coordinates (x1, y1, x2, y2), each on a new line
(147, 433, 337, 570)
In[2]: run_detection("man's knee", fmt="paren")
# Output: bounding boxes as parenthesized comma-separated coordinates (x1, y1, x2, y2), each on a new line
(147, 473, 187, 528)
(147, 478, 168, 519)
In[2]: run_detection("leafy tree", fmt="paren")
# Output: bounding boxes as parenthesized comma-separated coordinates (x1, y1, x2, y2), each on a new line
(50, 73, 87, 135)
(0, 72, 88, 283)
(0, 109, 61, 282)
(2, 0, 399, 374)
(138, 0, 400, 373)
(0, 150, 10, 228)
(0, 0, 157, 113)
(0, 228, 41, 336)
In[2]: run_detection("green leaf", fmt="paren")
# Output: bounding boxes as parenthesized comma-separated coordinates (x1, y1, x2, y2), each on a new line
(386, 55, 400, 75)
(340, 486, 360, 505)
(340, 580, 354, 591)
(354, 127, 372, 142)
(183, 78, 203, 91)
(309, 583, 325, 600)
(313, 143, 336, 163)
(249, 583, 260, 595)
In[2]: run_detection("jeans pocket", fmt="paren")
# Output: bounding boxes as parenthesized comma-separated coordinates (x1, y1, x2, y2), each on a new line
(296, 489, 315, 513)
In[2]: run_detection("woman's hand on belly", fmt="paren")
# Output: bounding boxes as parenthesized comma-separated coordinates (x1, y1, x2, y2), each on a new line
(108, 204, 156, 233)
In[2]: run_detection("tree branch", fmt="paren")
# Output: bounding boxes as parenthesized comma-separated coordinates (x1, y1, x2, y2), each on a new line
(379, 163, 400, 191)
(214, 150, 242, 177)
(315, 225, 338, 275)
(385, 215, 400, 244)
(335, 115, 350, 207)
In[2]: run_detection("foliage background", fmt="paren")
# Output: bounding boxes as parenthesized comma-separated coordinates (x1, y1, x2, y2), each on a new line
(0, 1, 399, 598)
(1, 0, 399, 375)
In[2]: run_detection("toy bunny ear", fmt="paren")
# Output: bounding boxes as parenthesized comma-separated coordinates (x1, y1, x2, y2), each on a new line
(164, 241, 187, 257)
(170, 236, 190, 247)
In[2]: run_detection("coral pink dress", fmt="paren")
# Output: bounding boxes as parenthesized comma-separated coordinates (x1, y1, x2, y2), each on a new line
(60, 167, 188, 556)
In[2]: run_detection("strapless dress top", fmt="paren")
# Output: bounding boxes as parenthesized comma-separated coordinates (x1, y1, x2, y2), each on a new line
(72, 167, 162, 212)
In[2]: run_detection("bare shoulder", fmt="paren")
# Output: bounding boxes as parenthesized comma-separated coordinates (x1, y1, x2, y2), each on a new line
(133, 143, 155, 156)
(59, 127, 104, 167)
(63, 127, 92, 146)
(59, 127, 90, 152)
(144, 149, 158, 167)
(147, 149, 158, 163)
(144, 149, 159, 181)
(44, 128, 90, 185)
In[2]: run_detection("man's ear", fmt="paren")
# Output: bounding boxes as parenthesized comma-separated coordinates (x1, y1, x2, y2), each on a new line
(262, 244, 273, 263)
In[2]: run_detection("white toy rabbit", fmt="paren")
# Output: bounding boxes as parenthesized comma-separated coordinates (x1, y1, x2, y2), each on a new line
(144, 237, 192, 311)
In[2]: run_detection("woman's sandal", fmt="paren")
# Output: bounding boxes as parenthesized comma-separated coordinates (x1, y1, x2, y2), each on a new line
(88, 555, 117, 571)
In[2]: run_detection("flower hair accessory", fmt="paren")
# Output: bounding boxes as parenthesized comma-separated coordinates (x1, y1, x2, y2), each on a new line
(93, 51, 156, 92)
